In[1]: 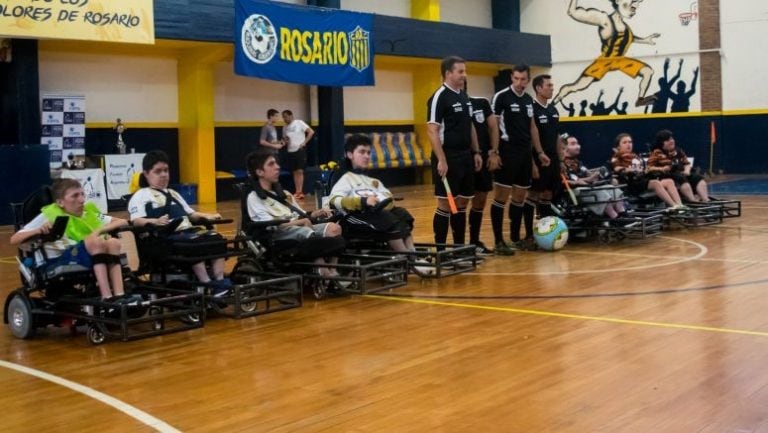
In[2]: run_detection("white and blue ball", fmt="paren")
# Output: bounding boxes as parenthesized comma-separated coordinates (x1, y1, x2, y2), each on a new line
(534, 216, 569, 251)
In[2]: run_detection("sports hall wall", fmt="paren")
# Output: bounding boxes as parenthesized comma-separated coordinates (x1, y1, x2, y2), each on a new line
(6, 0, 767, 216)
(520, 0, 768, 174)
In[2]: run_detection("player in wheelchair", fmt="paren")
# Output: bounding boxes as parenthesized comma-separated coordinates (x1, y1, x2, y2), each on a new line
(611, 132, 687, 212)
(10, 179, 138, 304)
(128, 150, 232, 297)
(649, 129, 710, 203)
(562, 134, 633, 224)
(327, 134, 434, 276)
(242, 149, 349, 293)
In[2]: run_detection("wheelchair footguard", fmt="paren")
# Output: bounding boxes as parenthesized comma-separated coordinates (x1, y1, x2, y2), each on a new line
(275, 253, 408, 300)
(218, 261, 302, 319)
(4, 284, 205, 345)
(409, 243, 479, 278)
(665, 203, 724, 228)
(565, 209, 665, 243)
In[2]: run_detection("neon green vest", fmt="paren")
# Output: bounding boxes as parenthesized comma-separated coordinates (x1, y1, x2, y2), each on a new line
(41, 202, 104, 242)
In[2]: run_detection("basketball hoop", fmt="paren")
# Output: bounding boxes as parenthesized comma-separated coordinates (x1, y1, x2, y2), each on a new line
(679, 12, 693, 26)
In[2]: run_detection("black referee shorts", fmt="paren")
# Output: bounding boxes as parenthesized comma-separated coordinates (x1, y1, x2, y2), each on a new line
(432, 150, 475, 199)
(494, 144, 532, 189)
(474, 155, 494, 193)
(531, 149, 561, 192)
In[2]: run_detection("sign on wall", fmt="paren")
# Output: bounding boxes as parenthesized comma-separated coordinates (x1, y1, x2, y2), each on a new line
(103, 153, 144, 200)
(0, 0, 154, 44)
(41, 94, 86, 169)
(235, 0, 374, 86)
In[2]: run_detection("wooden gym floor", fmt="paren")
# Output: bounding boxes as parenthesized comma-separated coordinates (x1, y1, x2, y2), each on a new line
(1, 184, 767, 432)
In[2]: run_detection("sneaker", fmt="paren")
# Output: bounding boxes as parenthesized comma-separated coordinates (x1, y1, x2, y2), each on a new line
(210, 278, 233, 298)
(411, 259, 435, 277)
(474, 241, 494, 257)
(513, 239, 537, 251)
(494, 241, 516, 256)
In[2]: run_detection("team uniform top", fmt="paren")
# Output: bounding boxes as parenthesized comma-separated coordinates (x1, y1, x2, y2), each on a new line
(246, 190, 306, 222)
(469, 97, 493, 152)
(532, 99, 560, 154)
(492, 87, 534, 147)
(646, 148, 691, 171)
(129, 187, 196, 231)
(427, 84, 474, 153)
(329, 171, 394, 213)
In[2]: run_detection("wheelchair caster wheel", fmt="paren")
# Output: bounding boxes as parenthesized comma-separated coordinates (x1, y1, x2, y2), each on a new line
(87, 324, 106, 345)
(311, 281, 327, 300)
(149, 306, 164, 331)
(7, 294, 36, 339)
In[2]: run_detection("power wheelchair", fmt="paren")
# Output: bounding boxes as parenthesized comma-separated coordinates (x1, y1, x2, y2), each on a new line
(131, 211, 303, 320)
(556, 179, 665, 244)
(234, 181, 409, 300)
(3, 186, 205, 345)
(315, 165, 479, 279)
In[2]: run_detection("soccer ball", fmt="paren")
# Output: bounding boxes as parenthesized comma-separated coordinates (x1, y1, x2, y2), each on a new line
(534, 216, 569, 251)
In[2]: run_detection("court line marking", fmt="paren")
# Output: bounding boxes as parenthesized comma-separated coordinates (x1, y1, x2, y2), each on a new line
(0, 360, 181, 433)
(363, 294, 768, 337)
(462, 236, 708, 276)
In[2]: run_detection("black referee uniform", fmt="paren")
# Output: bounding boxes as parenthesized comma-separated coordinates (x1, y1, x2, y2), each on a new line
(470, 96, 494, 193)
(427, 83, 475, 246)
(427, 84, 476, 199)
(531, 99, 560, 194)
(492, 87, 535, 188)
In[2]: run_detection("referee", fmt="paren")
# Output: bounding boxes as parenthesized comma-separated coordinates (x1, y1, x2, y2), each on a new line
(426, 55, 483, 247)
(489, 65, 550, 254)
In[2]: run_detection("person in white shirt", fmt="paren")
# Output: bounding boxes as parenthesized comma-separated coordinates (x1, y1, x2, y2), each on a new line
(281, 109, 314, 200)
(329, 134, 433, 276)
(246, 149, 345, 280)
(128, 150, 231, 296)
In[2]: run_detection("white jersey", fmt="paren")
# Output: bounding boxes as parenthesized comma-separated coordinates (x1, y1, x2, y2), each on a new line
(128, 187, 195, 231)
(329, 171, 393, 213)
(283, 119, 310, 152)
(247, 190, 306, 222)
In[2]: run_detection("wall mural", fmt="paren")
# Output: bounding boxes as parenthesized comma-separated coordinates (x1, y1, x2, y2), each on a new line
(547, 0, 700, 117)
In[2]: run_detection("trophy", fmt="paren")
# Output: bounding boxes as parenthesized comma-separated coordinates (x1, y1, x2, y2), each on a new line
(114, 118, 127, 154)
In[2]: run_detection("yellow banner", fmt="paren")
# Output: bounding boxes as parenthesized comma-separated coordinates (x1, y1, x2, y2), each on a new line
(0, 0, 154, 44)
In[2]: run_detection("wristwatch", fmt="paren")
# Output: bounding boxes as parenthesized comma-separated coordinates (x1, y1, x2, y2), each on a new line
(488, 149, 499, 156)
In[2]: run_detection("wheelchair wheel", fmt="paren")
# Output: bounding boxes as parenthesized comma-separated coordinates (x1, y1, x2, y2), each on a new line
(149, 306, 164, 331)
(231, 259, 263, 312)
(7, 293, 36, 339)
(310, 280, 328, 300)
(86, 324, 106, 345)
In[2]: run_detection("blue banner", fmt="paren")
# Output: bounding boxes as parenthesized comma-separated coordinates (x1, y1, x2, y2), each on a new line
(235, 0, 374, 86)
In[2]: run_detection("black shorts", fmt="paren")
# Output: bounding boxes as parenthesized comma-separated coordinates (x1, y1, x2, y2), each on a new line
(432, 150, 475, 199)
(341, 206, 414, 241)
(531, 150, 561, 192)
(474, 155, 493, 193)
(494, 144, 532, 188)
(285, 148, 307, 171)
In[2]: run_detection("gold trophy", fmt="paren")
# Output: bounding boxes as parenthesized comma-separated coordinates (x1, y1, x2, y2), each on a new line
(114, 118, 127, 154)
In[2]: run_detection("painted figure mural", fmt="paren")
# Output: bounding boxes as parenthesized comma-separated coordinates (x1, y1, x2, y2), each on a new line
(553, 0, 661, 108)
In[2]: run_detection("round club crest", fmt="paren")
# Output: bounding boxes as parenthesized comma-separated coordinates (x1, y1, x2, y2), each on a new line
(242, 14, 278, 64)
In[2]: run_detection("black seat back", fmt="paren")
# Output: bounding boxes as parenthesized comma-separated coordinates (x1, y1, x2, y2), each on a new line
(11, 185, 54, 231)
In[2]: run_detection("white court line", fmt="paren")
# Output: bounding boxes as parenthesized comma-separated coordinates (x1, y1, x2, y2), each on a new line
(464, 236, 708, 276)
(0, 360, 181, 433)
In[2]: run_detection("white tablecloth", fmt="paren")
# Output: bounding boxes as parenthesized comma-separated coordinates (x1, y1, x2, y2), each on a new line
(60, 168, 108, 213)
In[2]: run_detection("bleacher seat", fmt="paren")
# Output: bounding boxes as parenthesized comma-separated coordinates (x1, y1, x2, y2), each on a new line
(352, 132, 430, 169)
